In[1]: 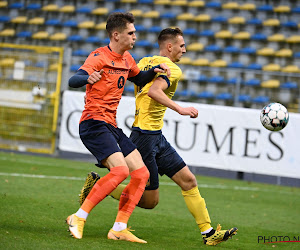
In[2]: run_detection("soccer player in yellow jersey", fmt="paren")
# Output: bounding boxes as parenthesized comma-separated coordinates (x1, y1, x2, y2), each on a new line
(79, 28, 238, 246)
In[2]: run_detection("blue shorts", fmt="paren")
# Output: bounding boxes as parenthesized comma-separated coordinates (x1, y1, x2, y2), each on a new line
(79, 119, 136, 166)
(129, 130, 186, 190)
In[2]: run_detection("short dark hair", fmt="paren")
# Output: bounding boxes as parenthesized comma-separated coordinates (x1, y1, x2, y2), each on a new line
(106, 12, 135, 38)
(158, 28, 183, 47)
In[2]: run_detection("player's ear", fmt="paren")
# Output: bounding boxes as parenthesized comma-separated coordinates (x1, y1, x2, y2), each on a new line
(112, 31, 119, 41)
(167, 42, 172, 52)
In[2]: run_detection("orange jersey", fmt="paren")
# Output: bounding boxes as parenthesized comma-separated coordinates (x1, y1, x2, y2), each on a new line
(79, 46, 140, 127)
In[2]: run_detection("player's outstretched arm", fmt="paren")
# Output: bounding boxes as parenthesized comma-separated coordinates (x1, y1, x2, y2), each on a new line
(69, 69, 104, 88)
(148, 77, 198, 118)
(128, 63, 170, 87)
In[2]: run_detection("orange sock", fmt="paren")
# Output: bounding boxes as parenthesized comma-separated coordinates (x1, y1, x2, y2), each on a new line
(116, 166, 149, 223)
(81, 166, 129, 213)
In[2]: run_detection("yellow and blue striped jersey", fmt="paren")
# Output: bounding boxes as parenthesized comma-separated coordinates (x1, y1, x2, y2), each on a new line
(132, 55, 182, 133)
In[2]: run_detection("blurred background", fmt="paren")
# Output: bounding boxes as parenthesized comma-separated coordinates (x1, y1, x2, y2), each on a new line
(1, 0, 300, 186)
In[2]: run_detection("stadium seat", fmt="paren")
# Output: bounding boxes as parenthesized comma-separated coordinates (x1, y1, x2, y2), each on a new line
(246, 18, 262, 26)
(59, 5, 75, 13)
(199, 30, 214, 37)
(205, 1, 221, 8)
(135, 24, 146, 32)
(178, 89, 197, 98)
(148, 26, 161, 33)
(135, 40, 152, 47)
(194, 14, 211, 22)
(274, 5, 290, 13)
(240, 47, 256, 54)
(76, 6, 92, 13)
(197, 90, 214, 99)
(252, 95, 270, 104)
(78, 21, 95, 29)
(251, 33, 267, 41)
(16, 31, 32, 38)
(187, 43, 204, 51)
(263, 19, 280, 27)
(62, 20, 78, 27)
(26, 3, 41, 10)
(282, 21, 297, 28)
(262, 64, 281, 72)
(204, 44, 221, 52)
(28, 17, 45, 25)
(268, 34, 285, 42)
(244, 78, 261, 87)
(223, 46, 240, 54)
(281, 65, 300, 73)
(208, 75, 224, 83)
(70, 64, 81, 72)
(124, 84, 135, 95)
(160, 13, 176, 19)
(95, 22, 106, 30)
(72, 49, 90, 57)
(0, 28, 15, 37)
(257, 5, 273, 12)
(228, 62, 244, 68)
(275, 49, 292, 57)
(0, 16, 10, 23)
(188, 1, 205, 8)
(177, 57, 192, 65)
(67, 34, 83, 42)
(222, 2, 239, 9)
(211, 16, 227, 23)
(177, 13, 194, 21)
(183, 28, 198, 36)
(247, 63, 262, 70)
(238, 94, 251, 103)
(292, 6, 300, 13)
(210, 59, 227, 67)
(42, 4, 59, 12)
(257, 47, 275, 56)
(0, 1, 7, 8)
(239, 3, 256, 11)
(85, 36, 102, 43)
(279, 82, 298, 104)
(215, 30, 232, 39)
(233, 31, 251, 40)
(215, 92, 233, 100)
(143, 10, 160, 18)
(91, 7, 108, 15)
(11, 16, 27, 24)
(50, 33, 67, 41)
(261, 79, 280, 88)
(45, 19, 61, 26)
(192, 58, 209, 66)
(9, 2, 24, 9)
(228, 16, 245, 25)
(32, 31, 49, 39)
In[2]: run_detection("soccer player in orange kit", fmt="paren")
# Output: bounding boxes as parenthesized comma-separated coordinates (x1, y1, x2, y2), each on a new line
(66, 12, 170, 243)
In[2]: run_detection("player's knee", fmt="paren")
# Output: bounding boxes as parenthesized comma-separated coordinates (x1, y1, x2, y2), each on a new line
(111, 165, 129, 180)
(182, 174, 198, 190)
(133, 166, 150, 182)
(140, 197, 159, 209)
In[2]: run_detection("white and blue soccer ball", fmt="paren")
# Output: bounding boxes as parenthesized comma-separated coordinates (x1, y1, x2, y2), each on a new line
(260, 103, 289, 131)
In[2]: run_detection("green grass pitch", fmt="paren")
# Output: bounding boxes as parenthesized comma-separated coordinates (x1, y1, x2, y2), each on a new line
(0, 150, 300, 249)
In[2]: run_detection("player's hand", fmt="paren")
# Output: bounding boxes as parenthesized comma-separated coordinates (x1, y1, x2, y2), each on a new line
(178, 106, 198, 118)
(88, 69, 104, 84)
(154, 63, 171, 78)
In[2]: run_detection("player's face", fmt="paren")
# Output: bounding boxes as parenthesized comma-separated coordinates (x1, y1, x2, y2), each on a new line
(118, 23, 137, 51)
(171, 36, 186, 62)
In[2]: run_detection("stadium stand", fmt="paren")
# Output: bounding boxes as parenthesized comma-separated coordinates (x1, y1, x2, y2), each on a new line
(0, 0, 299, 112)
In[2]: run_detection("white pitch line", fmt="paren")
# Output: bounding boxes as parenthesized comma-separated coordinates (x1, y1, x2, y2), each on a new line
(1, 172, 299, 195)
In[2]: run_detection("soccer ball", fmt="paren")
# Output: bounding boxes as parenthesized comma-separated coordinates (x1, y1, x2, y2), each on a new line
(260, 103, 289, 131)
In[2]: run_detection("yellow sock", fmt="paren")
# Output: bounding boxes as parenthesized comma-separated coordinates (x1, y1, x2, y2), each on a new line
(182, 186, 212, 232)
(109, 183, 126, 200)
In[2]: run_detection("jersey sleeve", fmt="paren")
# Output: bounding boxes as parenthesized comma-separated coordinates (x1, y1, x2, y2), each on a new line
(156, 61, 182, 87)
(79, 51, 103, 75)
(128, 54, 140, 78)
